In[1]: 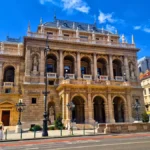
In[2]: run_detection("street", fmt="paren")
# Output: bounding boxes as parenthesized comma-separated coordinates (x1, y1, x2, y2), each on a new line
(1, 133, 150, 150)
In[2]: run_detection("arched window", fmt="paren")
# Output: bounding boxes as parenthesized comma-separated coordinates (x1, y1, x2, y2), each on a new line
(4, 66, 15, 82)
(113, 59, 122, 77)
(47, 54, 57, 72)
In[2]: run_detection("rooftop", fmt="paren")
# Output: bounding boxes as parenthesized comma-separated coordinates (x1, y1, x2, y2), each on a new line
(42, 18, 114, 35)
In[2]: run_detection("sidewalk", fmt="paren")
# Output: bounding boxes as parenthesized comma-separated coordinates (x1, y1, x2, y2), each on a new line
(2, 129, 100, 141)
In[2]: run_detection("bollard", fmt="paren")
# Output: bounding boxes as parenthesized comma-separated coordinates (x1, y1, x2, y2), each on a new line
(20, 129, 22, 139)
(34, 128, 36, 138)
(60, 127, 62, 137)
(5, 129, 7, 140)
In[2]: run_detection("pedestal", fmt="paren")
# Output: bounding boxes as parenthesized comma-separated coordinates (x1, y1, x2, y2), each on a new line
(15, 125, 22, 133)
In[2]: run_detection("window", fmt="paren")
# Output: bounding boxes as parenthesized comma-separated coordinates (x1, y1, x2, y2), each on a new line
(96, 37, 99, 40)
(64, 34, 69, 37)
(47, 32, 53, 35)
(64, 66, 70, 74)
(81, 67, 86, 75)
(97, 68, 102, 76)
(80, 36, 88, 39)
(5, 88, 11, 93)
(32, 98, 37, 104)
(139, 67, 142, 72)
(47, 64, 54, 72)
(149, 88, 150, 94)
(49, 81, 54, 85)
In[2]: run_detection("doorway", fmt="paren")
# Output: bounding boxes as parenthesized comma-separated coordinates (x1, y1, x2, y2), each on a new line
(2, 110, 10, 126)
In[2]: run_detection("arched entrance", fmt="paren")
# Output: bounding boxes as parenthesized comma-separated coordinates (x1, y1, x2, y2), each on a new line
(47, 54, 57, 72)
(113, 59, 122, 77)
(93, 96, 106, 123)
(113, 97, 125, 122)
(72, 96, 85, 123)
(4, 66, 15, 82)
(97, 58, 107, 76)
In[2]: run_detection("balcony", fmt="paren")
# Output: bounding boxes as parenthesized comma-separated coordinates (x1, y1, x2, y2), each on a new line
(99, 75, 108, 81)
(47, 73, 57, 78)
(3, 82, 14, 87)
(27, 32, 136, 49)
(65, 74, 75, 79)
(83, 74, 92, 80)
(115, 76, 124, 81)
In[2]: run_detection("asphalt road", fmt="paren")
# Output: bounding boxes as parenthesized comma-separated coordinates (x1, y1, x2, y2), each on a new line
(1, 133, 150, 150)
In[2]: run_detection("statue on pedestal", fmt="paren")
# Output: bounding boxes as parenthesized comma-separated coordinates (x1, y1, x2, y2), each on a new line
(32, 55, 39, 75)
(49, 106, 55, 124)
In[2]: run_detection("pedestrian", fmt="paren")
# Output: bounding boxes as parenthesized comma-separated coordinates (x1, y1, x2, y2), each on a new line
(0, 125, 3, 140)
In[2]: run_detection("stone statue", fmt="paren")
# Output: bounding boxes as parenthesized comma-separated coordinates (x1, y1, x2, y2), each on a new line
(32, 56, 38, 72)
(49, 106, 55, 124)
(129, 63, 136, 79)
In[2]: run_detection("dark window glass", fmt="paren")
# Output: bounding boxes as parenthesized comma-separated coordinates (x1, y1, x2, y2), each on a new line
(97, 68, 101, 75)
(32, 98, 37, 104)
(47, 32, 53, 35)
(47, 64, 53, 72)
(5, 89, 11, 93)
(81, 67, 86, 75)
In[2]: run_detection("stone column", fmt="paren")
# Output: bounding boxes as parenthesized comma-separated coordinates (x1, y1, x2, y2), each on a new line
(59, 50, 64, 78)
(104, 102, 109, 123)
(109, 55, 114, 80)
(135, 58, 140, 82)
(127, 94, 133, 122)
(15, 65, 19, 86)
(87, 92, 94, 123)
(25, 48, 31, 76)
(39, 49, 45, 83)
(77, 52, 81, 79)
(124, 56, 130, 81)
(108, 93, 115, 123)
(93, 53, 97, 80)
(0, 62, 3, 86)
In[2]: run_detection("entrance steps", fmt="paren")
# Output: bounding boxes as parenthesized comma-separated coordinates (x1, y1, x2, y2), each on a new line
(75, 124, 94, 130)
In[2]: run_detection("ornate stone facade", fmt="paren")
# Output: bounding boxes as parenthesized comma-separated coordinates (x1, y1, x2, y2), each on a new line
(0, 18, 144, 127)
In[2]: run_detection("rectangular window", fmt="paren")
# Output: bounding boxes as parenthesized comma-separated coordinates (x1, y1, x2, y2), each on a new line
(32, 98, 37, 104)
(5, 88, 11, 93)
(49, 81, 54, 85)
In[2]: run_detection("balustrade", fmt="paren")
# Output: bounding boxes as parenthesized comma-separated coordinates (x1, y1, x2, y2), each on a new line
(47, 73, 57, 78)
(3, 82, 14, 87)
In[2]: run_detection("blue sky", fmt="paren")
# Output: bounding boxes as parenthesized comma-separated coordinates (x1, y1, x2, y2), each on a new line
(0, 0, 150, 59)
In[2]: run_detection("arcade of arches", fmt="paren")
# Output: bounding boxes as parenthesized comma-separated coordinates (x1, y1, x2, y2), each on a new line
(61, 94, 133, 125)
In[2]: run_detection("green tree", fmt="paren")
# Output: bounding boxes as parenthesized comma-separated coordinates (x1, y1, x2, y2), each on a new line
(142, 112, 149, 122)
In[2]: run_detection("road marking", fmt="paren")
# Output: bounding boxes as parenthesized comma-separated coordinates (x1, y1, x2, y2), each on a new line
(51, 140, 150, 150)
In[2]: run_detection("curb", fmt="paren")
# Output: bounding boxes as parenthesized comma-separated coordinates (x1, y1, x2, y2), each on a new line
(0, 134, 107, 143)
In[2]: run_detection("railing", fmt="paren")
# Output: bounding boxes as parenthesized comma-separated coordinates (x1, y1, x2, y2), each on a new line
(99, 75, 108, 81)
(65, 74, 75, 79)
(47, 73, 57, 78)
(27, 32, 136, 48)
(83, 74, 92, 80)
(115, 76, 124, 81)
(3, 82, 14, 87)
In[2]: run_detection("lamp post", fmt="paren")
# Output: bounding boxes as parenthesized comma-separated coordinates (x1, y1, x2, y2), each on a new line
(42, 35, 50, 137)
(132, 100, 141, 122)
(15, 99, 26, 133)
(66, 101, 75, 131)
(123, 72, 126, 81)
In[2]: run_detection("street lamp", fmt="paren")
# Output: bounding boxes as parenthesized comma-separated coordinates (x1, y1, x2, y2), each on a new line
(66, 101, 75, 131)
(132, 100, 141, 122)
(42, 35, 50, 137)
(123, 72, 127, 81)
(15, 99, 26, 133)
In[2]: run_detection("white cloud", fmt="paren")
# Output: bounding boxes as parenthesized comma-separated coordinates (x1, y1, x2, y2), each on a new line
(105, 24, 116, 33)
(98, 11, 115, 24)
(143, 27, 150, 33)
(40, 0, 90, 14)
(133, 26, 141, 30)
